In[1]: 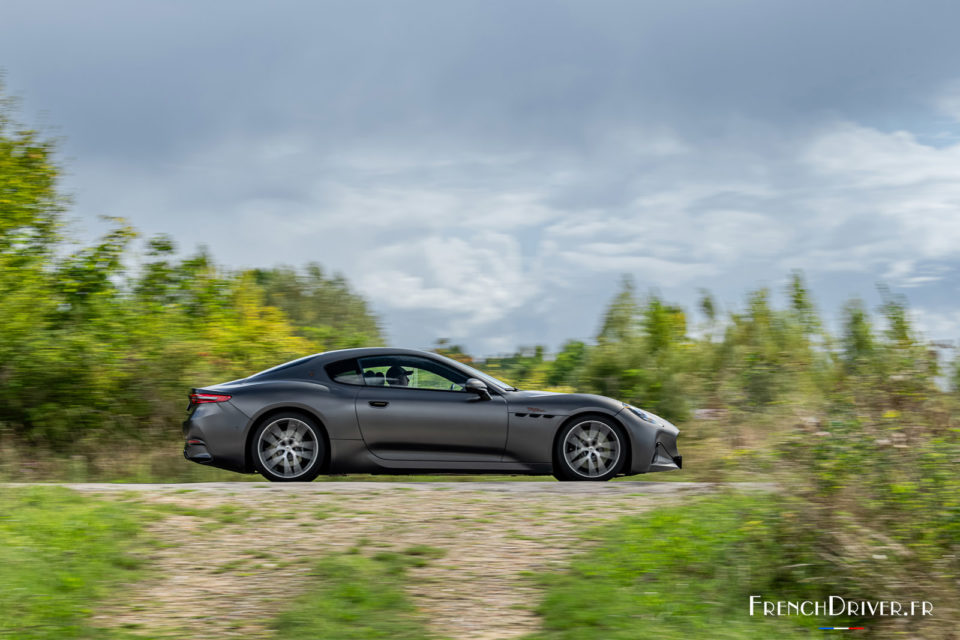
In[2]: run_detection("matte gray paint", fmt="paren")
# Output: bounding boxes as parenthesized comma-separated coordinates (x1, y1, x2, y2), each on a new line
(183, 348, 681, 477)
(355, 385, 508, 461)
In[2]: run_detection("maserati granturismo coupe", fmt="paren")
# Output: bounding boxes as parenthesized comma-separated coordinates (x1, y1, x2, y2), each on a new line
(183, 347, 682, 482)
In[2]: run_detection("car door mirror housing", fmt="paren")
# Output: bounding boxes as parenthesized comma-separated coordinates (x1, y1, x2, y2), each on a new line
(464, 378, 491, 400)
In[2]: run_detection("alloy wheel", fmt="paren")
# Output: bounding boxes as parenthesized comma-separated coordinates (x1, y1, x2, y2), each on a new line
(257, 417, 318, 479)
(562, 420, 621, 478)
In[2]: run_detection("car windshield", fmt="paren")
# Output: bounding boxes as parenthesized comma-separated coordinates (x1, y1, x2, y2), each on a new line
(451, 360, 517, 391)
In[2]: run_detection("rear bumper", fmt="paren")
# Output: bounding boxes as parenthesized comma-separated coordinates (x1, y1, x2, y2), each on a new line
(183, 440, 213, 464)
(182, 400, 251, 473)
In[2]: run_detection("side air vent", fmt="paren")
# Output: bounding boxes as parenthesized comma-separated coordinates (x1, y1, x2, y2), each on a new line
(514, 413, 528, 417)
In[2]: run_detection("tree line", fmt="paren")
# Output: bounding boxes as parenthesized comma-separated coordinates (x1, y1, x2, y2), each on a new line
(0, 91, 382, 447)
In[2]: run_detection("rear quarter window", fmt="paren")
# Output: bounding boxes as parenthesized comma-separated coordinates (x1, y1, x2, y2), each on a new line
(249, 354, 317, 378)
(325, 358, 363, 385)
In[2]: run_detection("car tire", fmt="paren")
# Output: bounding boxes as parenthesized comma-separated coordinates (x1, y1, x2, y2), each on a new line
(553, 414, 626, 482)
(250, 412, 326, 482)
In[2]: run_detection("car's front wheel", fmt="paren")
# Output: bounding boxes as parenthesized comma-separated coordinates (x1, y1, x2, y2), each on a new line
(553, 415, 626, 481)
(250, 412, 326, 482)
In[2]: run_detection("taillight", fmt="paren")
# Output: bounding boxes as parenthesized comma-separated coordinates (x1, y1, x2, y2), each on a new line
(190, 393, 232, 404)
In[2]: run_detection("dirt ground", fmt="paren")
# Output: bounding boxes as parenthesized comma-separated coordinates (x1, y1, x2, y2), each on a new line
(66, 481, 722, 639)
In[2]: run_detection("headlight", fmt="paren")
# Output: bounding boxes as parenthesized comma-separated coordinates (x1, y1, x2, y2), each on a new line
(626, 405, 656, 423)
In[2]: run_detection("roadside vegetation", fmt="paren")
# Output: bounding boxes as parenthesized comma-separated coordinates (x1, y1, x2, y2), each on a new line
(0, 84, 381, 480)
(527, 494, 812, 639)
(2, 83, 959, 637)
(0, 487, 146, 639)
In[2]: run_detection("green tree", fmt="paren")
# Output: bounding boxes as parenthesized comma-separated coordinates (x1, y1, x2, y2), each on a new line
(585, 280, 691, 420)
(841, 298, 874, 372)
(787, 270, 820, 337)
(597, 275, 639, 342)
(698, 289, 717, 324)
(546, 340, 587, 387)
(251, 264, 383, 349)
(433, 339, 474, 364)
(0, 85, 62, 260)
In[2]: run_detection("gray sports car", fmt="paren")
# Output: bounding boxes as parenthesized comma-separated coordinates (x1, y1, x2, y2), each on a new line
(183, 347, 682, 482)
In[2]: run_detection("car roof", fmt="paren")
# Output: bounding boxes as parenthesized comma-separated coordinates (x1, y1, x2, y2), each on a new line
(312, 347, 443, 364)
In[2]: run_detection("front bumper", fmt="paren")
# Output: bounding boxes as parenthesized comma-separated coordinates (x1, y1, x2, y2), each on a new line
(618, 406, 682, 474)
(650, 441, 682, 472)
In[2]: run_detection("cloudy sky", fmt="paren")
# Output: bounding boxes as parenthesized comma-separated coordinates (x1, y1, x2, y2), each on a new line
(4, 0, 960, 354)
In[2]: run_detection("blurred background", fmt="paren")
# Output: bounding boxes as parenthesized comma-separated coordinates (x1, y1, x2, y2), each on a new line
(1, 1, 959, 638)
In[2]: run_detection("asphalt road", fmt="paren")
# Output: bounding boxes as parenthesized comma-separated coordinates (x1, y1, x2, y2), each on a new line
(35, 480, 770, 494)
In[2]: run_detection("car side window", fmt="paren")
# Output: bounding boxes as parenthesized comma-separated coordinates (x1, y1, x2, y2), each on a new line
(324, 358, 363, 385)
(358, 356, 468, 391)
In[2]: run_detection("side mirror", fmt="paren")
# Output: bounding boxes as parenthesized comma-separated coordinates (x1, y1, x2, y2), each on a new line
(464, 378, 491, 400)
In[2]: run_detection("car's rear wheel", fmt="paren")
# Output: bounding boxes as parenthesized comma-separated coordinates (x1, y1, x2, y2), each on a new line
(251, 412, 325, 482)
(553, 415, 625, 481)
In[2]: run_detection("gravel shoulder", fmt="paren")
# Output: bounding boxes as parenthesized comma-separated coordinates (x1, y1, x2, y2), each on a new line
(32, 481, 754, 639)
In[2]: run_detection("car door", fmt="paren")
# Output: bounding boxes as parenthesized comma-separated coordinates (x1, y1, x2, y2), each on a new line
(354, 354, 508, 462)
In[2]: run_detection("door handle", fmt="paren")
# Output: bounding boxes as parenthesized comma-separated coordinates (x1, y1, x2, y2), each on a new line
(368, 400, 389, 408)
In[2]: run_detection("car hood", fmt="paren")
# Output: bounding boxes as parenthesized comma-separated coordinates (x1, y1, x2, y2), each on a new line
(503, 389, 623, 415)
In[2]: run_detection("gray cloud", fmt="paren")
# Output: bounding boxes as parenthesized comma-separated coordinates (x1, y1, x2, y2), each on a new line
(3, 0, 960, 353)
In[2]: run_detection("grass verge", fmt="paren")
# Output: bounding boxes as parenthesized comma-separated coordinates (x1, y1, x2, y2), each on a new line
(525, 493, 840, 640)
(271, 548, 444, 640)
(0, 487, 146, 639)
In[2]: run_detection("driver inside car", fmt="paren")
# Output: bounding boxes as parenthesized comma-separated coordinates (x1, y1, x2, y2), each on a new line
(385, 364, 414, 387)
